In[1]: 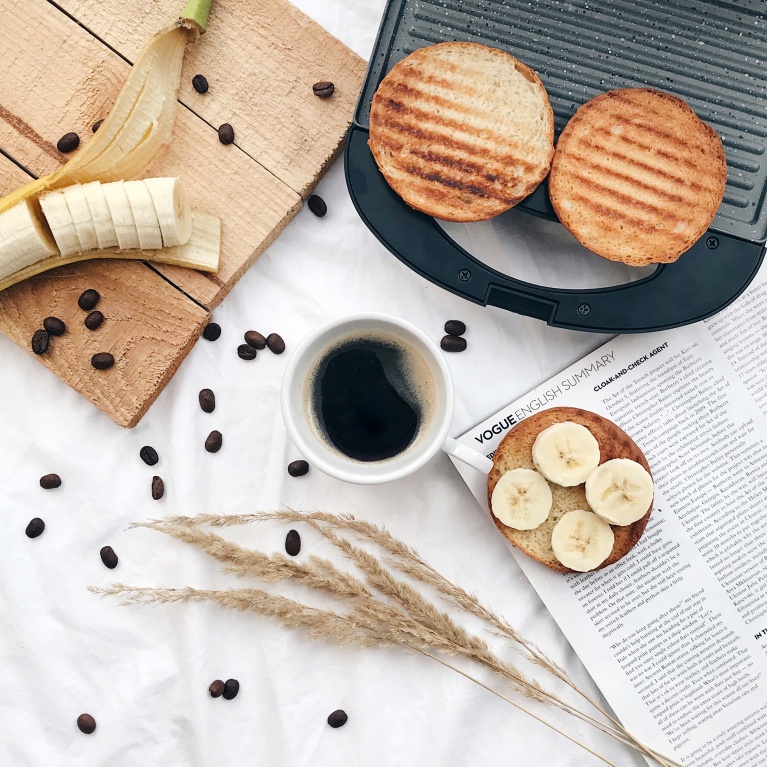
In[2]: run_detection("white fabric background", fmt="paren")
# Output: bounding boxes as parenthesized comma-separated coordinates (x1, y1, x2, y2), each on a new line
(0, 2, 653, 765)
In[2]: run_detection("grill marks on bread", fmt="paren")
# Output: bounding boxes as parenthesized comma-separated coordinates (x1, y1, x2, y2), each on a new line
(369, 42, 555, 222)
(549, 89, 727, 266)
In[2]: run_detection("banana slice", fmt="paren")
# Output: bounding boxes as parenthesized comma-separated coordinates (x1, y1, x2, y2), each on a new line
(532, 421, 601, 486)
(551, 509, 614, 572)
(82, 181, 119, 250)
(491, 468, 552, 530)
(61, 184, 99, 252)
(102, 181, 140, 250)
(585, 458, 654, 526)
(143, 177, 193, 247)
(39, 191, 81, 256)
(0, 199, 58, 275)
(124, 180, 163, 250)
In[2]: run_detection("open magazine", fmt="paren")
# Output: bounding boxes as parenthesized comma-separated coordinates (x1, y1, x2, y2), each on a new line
(451, 265, 767, 766)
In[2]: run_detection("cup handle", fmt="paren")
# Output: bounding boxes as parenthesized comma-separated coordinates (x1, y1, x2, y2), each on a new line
(442, 437, 494, 475)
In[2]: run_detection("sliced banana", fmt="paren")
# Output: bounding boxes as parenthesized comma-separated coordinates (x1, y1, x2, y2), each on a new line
(532, 421, 601, 486)
(124, 180, 163, 250)
(61, 184, 99, 252)
(143, 177, 193, 247)
(491, 468, 552, 530)
(82, 181, 119, 249)
(102, 181, 140, 250)
(551, 509, 614, 572)
(138, 211, 221, 272)
(585, 458, 654, 526)
(0, 199, 58, 276)
(39, 191, 81, 256)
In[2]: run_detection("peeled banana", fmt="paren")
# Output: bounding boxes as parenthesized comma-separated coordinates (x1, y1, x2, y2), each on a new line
(585, 458, 654, 526)
(532, 421, 601, 487)
(491, 468, 552, 530)
(551, 509, 614, 572)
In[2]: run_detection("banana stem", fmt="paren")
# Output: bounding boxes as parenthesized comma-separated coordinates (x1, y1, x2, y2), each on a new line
(179, 0, 213, 32)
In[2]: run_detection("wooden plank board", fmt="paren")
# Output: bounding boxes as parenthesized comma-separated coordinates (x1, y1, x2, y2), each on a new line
(0, 155, 210, 428)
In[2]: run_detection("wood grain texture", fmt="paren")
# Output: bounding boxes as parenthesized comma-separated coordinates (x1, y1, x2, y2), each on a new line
(58, 0, 368, 197)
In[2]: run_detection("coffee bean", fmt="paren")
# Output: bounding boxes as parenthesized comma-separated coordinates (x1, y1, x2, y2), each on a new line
(202, 322, 221, 341)
(92, 119, 104, 133)
(237, 344, 257, 361)
(151, 476, 165, 500)
(307, 195, 327, 217)
(440, 335, 467, 353)
(444, 320, 466, 337)
(100, 546, 118, 569)
(287, 460, 309, 477)
(243, 330, 266, 350)
(77, 714, 96, 734)
(40, 473, 61, 489)
(25, 518, 45, 538)
(43, 317, 66, 336)
(199, 388, 216, 413)
(209, 680, 225, 698)
(266, 333, 285, 355)
(218, 123, 235, 145)
(91, 352, 115, 370)
(78, 289, 100, 311)
(31, 329, 49, 355)
(139, 446, 159, 466)
(205, 430, 223, 453)
(222, 679, 239, 700)
(84, 311, 104, 330)
(312, 81, 335, 98)
(192, 74, 209, 94)
(57, 132, 80, 153)
(327, 709, 348, 728)
(285, 529, 301, 556)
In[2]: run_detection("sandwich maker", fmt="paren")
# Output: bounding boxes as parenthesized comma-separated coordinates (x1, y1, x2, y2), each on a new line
(344, 0, 767, 333)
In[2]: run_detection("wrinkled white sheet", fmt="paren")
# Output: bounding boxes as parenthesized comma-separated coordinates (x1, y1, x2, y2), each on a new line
(0, 2, 651, 765)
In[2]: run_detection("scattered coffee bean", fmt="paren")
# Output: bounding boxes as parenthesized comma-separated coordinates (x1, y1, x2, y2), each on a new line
(78, 289, 101, 311)
(202, 322, 221, 341)
(40, 473, 62, 490)
(84, 311, 104, 330)
(205, 430, 223, 453)
(25, 518, 45, 538)
(199, 388, 216, 413)
(243, 330, 266, 350)
(327, 709, 348, 728)
(209, 680, 225, 698)
(100, 546, 118, 569)
(77, 714, 96, 734)
(91, 352, 115, 370)
(192, 74, 209, 94)
(218, 123, 235, 145)
(222, 679, 239, 700)
(237, 344, 257, 361)
(139, 446, 159, 466)
(43, 317, 66, 336)
(444, 320, 466, 337)
(92, 119, 104, 133)
(285, 529, 301, 556)
(307, 194, 327, 217)
(287, 460, 309, 477)
(31, 329, 50, 355)
(312, 81, 335, 98)
(266, 333, 285, 355)
(151, 476, 165, 500)
(57, 132, 80, 153)
(440, 335, 467, 353)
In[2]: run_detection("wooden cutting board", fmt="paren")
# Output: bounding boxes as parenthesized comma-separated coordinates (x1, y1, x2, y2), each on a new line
(0, 0, 366, 426)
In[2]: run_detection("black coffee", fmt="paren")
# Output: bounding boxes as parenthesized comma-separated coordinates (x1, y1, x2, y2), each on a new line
(310, 336, 431, 462)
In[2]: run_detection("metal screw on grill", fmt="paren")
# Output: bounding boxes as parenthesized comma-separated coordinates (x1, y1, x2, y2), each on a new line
(458, 269, 471, 282)
(578, 303, 591, 316)
(706, 237, 719, 249)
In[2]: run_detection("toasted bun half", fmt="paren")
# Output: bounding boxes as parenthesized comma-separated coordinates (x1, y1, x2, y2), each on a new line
(549, 88, 727, 266)
(368, 42, 554, 222)
(487, 407, 652, 573)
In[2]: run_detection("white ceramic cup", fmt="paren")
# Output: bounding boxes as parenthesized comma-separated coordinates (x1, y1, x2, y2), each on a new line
(281, 313, 493, 484)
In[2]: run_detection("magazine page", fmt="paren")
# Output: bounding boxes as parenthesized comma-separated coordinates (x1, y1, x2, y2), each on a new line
(452, 281, 767, 765)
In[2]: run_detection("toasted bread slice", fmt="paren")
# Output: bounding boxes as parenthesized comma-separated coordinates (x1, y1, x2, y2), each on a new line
(368, 42, 554, 222)
(487, 407, 652, 573)
(549, 89, 726, 266)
